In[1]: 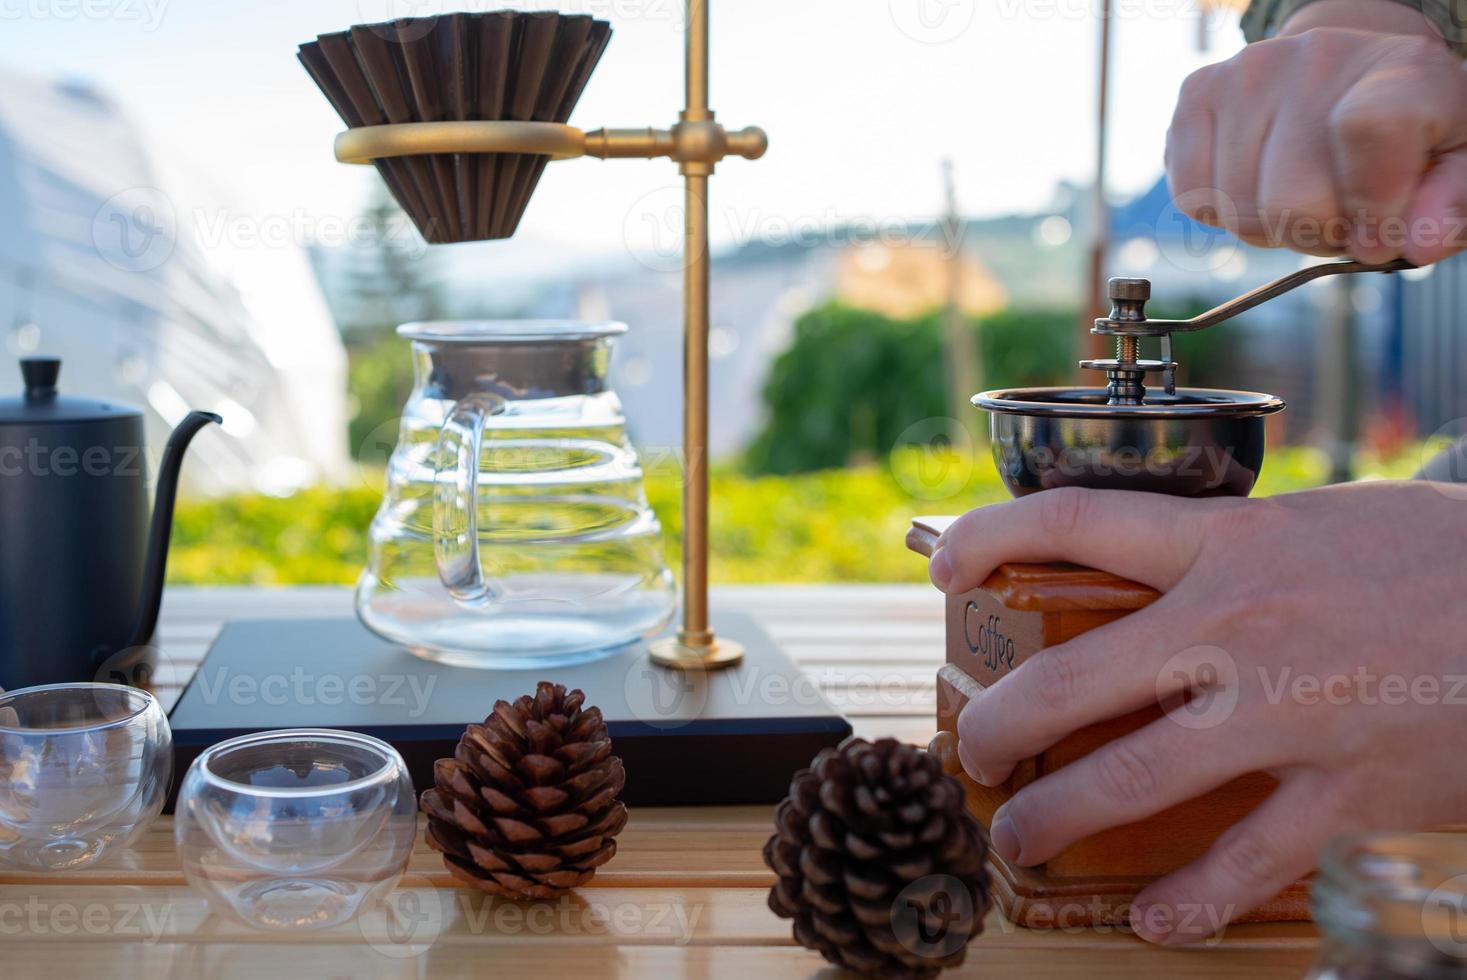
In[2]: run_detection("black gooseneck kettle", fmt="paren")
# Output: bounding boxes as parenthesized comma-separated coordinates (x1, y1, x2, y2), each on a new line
(0, 357, 220, 690)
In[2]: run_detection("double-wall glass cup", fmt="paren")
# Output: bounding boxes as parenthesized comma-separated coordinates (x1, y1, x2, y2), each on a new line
(175, 729, 416, 931)
(0, 683, 172, 870)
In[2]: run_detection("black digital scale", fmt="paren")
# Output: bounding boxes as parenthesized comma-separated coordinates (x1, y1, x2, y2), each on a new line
(167, 612, 850, 809)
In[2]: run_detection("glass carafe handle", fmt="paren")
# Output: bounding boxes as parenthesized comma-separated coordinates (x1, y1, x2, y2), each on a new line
(434, 393, 506, 606)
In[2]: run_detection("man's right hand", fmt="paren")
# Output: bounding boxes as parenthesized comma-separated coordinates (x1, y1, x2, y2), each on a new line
(1167, 0, 1467, 264)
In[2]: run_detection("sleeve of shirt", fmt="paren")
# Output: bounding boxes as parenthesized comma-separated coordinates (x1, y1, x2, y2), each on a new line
(1241, 0, 1467, 54)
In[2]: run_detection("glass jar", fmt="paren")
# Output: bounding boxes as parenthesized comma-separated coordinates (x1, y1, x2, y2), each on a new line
(1308, 834, 1467, 979)
(356, 320, 676, 668)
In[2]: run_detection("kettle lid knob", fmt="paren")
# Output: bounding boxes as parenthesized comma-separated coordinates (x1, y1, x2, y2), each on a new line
(20, 358, 60, 401)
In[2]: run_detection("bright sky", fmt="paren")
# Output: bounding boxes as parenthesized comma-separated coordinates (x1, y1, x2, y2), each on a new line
(0, 0, 1244, 252)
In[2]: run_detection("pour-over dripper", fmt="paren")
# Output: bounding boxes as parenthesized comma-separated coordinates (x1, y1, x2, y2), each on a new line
(298, 11, 612, 242)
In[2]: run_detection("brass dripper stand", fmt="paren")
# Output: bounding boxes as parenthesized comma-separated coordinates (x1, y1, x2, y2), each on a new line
(329, 3, 764, 670)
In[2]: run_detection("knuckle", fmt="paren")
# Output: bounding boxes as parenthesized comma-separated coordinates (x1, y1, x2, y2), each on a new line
(1230, 45, 1281, 97)
(1002, 796, 1039, 850)
(1291, 26, 1347, 67)
(938, 507, 984, 558)
(956, 696, 1005, 778)
(1256, 183, 1335, 227)
(1029, 646, 1083, 713)
(1177, 65, 1218, 107)
(1389, 34, 1442, 65)
(1329, 100, 1422, 152)
(1036, 487, 1092, 541)
(1094, 743, 1159, 807)
(1201, 497, 1277, 545)
(1210, 825, 1284, 892)
(1176, 190, 1219, 225)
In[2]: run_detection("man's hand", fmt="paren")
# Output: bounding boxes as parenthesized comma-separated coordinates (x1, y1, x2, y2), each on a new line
(927, 481, 1467, 943)
(1167, 0, 1467, 264)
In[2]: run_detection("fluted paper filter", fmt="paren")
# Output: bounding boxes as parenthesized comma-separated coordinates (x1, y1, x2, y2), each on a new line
(299, 11, 611, 242)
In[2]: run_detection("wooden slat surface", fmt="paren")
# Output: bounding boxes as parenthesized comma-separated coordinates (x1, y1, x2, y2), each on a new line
(0, 587, 1321, 978)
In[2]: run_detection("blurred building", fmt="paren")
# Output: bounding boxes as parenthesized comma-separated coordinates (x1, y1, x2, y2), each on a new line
(832, 240, 1004, 321)
(1393, 257, 1467, 441)
(0, 71, 350, 494)
(311, 172, 1466, 463)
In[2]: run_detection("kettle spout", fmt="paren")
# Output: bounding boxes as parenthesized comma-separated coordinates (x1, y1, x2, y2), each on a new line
(124, 411, 222, 651)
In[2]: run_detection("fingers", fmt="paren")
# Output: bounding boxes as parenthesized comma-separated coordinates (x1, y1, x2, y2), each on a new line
(1255, 107, 1348, 255)
(1211, 63, 1277, 245)
(956, 602, 1192, 785)
(1330, 38, 1467, 263)
(1404, 151, 1467, 265)
(1132, 771, 1343, 945)
(1167, 30, 1467, 264)
(1330, 66, 1439, 263)
(1167, 67, 1219, 226)
(928, 488, 1218, 597)
(986, 713, 1280, 869)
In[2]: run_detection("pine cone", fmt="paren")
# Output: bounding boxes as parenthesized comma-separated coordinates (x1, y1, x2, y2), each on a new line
(420, 682, 628, 900)
(762, 738, 991, 979)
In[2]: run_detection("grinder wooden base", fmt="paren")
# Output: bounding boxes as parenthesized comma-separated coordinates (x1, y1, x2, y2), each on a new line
(936, 666, 1309, 928)
(909, 518, 1310, 928)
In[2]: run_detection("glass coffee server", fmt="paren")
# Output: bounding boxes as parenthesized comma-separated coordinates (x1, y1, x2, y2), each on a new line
(356, 320, 676, 668)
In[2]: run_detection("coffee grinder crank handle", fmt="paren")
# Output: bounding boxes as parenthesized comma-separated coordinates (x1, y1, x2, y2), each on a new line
(1086, 258, 1415, 404)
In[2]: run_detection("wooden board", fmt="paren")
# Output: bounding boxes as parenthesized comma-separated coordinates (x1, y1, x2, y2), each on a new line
(0, 586, 1322, 978)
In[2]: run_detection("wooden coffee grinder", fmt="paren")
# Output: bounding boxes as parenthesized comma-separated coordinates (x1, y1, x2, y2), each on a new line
(909, 259, 1412, 928)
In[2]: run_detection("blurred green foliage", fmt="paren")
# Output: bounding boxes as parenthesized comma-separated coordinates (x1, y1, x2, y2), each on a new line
(166, 441, 1444, 586)
(346, 333, 415, 458)
(742, 301, 1238, 476)
(178, 285, 1439, 587)
(744, 304, 1075, 474)
(339, 187, 442, 459)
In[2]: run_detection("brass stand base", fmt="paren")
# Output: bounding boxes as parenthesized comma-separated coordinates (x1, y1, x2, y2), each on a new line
(648, 636, 745, 670)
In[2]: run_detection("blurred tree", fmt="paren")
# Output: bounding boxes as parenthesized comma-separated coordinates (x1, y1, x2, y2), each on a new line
(339, 188, 444, 458)
(743, 299, 1241, 476)
(340, 186, 442, 333)
(744, 304, 1075, 475)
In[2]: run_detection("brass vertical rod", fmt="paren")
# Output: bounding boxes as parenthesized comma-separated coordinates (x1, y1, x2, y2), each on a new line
(681, 0, 711, 646)
(686, 0, 710, 120)
(650, 0, 744, 667)
(680, 171, 711, 648)
(683, 0, 710, 647)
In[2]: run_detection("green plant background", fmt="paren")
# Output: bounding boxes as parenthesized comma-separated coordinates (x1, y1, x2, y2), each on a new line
(168, 442, 1432, 587)
(175, 299, 1433, 587)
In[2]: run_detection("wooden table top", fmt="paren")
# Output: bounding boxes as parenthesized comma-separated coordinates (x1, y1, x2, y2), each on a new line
(0, 587, 1320, 979)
